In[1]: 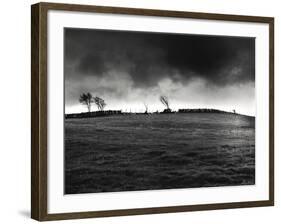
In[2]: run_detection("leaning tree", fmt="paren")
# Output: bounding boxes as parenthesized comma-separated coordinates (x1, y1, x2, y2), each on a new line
(143, 103, 148, 114)
(79, 92, 94, 112)
(160, 95, 170, 110)
(94, 96, 106, 111)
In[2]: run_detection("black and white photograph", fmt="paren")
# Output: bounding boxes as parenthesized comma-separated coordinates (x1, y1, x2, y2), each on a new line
(64, 28, 255, 194)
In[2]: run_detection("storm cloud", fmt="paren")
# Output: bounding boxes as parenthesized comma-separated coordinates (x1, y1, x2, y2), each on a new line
(64, 28, 255, 115)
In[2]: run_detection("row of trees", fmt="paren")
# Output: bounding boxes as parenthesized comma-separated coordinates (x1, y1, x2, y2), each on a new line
(79, 92, 171, 113)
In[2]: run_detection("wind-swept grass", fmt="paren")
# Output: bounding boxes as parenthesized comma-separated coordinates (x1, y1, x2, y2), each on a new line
(65, 113, 255, 194)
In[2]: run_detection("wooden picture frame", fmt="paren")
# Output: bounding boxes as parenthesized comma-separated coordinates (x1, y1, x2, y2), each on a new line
(31, 2, 274, 221)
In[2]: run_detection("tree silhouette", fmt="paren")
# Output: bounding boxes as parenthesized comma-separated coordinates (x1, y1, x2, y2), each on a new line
(94, 96, 106, 111)
(79, 92, 94, 112)
(143, 103, 148, 114)
(160, 96, 170, 110)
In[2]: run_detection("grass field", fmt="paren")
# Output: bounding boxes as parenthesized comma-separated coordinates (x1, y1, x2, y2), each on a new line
(65, 113, 255, 194)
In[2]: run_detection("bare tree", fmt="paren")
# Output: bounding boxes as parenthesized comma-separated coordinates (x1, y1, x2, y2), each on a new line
(160, 96, 170, 110)
(143, 103, 148, 114)
(94, 96, 106, 111)
(79, 92, 94, 112)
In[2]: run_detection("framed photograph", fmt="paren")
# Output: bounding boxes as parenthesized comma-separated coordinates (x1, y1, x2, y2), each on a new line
(31, 2, 274, 221)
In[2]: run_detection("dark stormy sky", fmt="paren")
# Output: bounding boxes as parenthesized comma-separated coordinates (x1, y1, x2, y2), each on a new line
(64, 28, 255, 116)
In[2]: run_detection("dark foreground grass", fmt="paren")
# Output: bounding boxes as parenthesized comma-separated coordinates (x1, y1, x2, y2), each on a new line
(65, 113, 255, 194)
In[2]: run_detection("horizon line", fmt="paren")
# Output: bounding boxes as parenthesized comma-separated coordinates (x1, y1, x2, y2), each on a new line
(65, 107, 255, 117)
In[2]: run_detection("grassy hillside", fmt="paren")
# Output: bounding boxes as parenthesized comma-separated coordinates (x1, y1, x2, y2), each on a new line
(65, 113, 255, 194)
